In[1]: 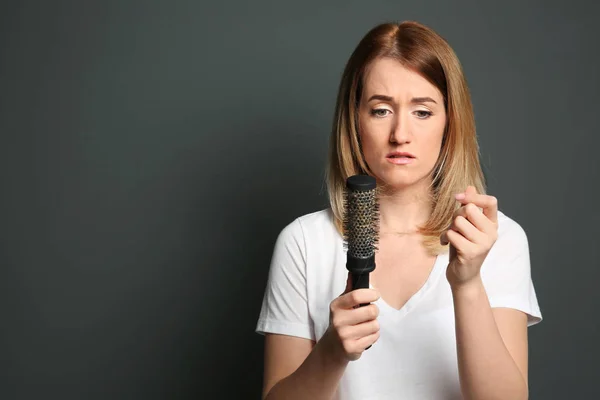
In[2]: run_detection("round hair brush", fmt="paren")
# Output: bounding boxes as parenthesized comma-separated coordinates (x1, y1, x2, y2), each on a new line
(343, 174, 380, 293)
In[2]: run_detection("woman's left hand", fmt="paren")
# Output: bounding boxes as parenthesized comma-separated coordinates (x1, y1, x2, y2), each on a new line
(441, 186, 499, 289)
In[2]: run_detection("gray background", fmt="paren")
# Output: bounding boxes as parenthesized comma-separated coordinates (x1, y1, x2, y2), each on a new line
(1, 0, 598, 398)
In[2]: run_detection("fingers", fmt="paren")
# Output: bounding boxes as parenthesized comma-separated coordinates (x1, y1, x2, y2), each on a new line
(455, 186, 498, 224)
(441, 186, 498, 246)
(462, 203, 491, 231)
(355, 331, 380, 351)
(338, 319, 380, 340)
(450, 215, 485, 243)
(329, 286, 381, 360)
(336, 288, 380, 310)
(338, 330, 380, 359)
(445, 228, 476, 253)
(332, 303, 379, 327)
(441, 210, 493, 246)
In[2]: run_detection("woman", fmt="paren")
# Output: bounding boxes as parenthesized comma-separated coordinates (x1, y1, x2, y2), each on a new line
(256, 20, 542, 400)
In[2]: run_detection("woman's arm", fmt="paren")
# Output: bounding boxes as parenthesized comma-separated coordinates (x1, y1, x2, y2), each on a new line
(442, 187, 532, 399)
(452, 276, 529, 400)
(262, 282, 380, 400)
(262, 332, 348, 400)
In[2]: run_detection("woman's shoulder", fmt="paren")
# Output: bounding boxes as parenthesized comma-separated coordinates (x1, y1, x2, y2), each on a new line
(496, 209, 529, 248)
(482, 209, 531, 272)
(297, 208, 336, 229)
(275, 208, 339, 252)
(279, 208, 336, 234)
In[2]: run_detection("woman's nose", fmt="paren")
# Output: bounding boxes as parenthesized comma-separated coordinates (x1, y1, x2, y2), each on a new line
(389, 117, 411, 143)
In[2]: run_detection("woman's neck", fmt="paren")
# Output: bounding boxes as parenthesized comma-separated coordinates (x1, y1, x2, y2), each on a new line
(377, 180, 433, 235)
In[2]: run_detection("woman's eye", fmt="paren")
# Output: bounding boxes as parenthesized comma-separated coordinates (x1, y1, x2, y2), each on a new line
(415, 110, 433, 119)
(370, 109, 390, 117)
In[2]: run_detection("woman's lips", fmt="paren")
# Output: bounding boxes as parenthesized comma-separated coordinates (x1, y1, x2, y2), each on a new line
(386, 156, 414, 165)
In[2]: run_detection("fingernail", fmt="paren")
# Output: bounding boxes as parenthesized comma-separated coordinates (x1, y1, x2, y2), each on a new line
(455, 193, 466, 200)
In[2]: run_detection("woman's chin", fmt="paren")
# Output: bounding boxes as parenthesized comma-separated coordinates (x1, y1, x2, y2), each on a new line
(374, 173, 429, 192)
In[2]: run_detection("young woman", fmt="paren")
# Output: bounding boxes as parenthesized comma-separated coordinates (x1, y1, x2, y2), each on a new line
(256, 20, 542, 400)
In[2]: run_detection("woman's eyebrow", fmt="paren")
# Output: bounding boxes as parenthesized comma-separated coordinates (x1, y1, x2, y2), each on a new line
(367, 94, 394, 102)
(411, 96, 437, 104)
(367, 94, 438, 104)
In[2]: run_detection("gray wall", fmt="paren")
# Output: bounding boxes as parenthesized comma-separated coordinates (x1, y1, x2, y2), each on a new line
(1, 0, 598, 398)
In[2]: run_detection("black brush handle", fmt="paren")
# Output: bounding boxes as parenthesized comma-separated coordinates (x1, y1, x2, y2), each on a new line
(351, 272, 370, 302)
(348, 255, 375, 309)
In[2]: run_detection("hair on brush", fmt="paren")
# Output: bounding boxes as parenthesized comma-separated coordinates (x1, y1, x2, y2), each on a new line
(343, 175, 380, 270)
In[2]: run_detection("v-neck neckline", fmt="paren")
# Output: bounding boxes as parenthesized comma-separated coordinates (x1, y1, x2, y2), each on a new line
(370, 252, 448, 321)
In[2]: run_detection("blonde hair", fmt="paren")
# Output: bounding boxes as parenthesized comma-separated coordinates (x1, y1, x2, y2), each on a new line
(326, 21, 486, 256)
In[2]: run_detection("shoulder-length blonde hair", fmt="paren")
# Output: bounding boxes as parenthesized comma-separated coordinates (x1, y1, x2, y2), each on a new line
(326, 21, 486, 256)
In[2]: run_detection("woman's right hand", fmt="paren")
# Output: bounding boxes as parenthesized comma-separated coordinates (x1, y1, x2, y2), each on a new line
(323, 273, 381, 362)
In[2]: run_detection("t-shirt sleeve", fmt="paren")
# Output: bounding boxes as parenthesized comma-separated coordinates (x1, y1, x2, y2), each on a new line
(255, 218, 315, 341)
(481, 216, 543, 327)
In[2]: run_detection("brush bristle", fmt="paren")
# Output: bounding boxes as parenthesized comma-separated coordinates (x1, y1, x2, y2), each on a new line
(342, 184, 380, 258)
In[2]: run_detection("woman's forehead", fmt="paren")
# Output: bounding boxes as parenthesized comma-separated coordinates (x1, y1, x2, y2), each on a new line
(362, 58, 443, 101)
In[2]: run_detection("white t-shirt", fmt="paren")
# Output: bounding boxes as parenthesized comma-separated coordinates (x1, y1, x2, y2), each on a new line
(256, 208, 542, 400)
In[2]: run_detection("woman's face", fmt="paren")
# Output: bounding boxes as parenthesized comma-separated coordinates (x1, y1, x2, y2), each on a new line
(358, 57, 447, 191)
